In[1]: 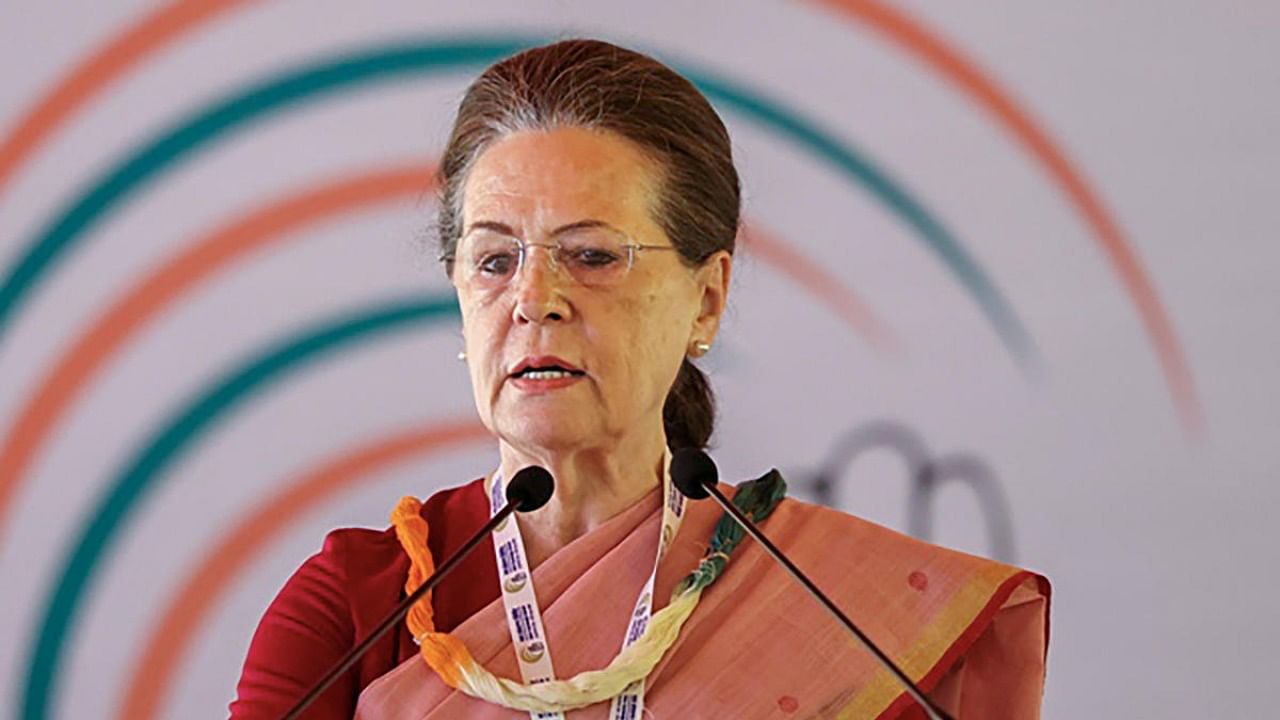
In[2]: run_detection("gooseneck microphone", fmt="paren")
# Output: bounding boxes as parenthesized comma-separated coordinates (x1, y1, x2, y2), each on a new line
(281, 466, 554, 720)
(670, 449, 954, 720)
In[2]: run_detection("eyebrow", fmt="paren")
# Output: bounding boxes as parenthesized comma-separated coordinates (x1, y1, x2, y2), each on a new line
(463, 219, 618, 238)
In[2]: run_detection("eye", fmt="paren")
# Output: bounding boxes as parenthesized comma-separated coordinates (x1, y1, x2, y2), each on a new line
(563, 246, 622, 269)
(476, 249, 518, 276)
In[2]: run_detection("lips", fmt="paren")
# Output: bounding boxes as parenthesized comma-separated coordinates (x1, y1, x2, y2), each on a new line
(509, 355, 586, 379)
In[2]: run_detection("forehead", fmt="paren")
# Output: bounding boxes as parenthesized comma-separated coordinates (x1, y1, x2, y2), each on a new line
(461, 127, 661, 232)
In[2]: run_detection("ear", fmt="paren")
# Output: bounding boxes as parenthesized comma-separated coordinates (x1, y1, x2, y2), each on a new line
(691, 250, 732, 343)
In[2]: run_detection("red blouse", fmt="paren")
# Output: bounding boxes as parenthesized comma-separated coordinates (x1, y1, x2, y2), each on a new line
(229, 479, 497, 719)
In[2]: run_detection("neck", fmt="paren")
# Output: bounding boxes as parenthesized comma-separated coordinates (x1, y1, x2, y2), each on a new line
(496, 428, 666, 569)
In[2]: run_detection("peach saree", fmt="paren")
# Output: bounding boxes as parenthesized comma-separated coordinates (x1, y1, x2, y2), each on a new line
(356, 479, 1049, 719)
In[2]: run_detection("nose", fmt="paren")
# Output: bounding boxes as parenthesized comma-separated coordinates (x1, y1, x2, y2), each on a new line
(511, 245, 570, 324)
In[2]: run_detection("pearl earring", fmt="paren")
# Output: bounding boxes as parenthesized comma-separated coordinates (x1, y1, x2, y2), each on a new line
(689, 340, 711, 357)
(457, 350, 467, 361)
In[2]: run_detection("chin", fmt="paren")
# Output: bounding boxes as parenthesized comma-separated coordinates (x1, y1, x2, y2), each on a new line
(495, 414, 599, 454)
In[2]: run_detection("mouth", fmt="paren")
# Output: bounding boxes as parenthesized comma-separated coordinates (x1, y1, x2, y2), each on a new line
(508, 356, 587, 381)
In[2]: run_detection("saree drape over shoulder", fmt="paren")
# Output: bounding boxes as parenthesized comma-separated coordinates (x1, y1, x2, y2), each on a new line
(354, 481, 1050, 720)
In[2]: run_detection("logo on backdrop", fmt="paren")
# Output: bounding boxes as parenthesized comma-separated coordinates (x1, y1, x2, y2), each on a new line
(800, 419, 1017, 564)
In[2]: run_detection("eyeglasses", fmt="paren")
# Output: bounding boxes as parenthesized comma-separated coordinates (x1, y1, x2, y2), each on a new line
(446, 224, 679, 291)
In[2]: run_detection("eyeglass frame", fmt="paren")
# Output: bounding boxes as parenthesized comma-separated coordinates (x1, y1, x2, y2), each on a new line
(441, 222, 683, 289)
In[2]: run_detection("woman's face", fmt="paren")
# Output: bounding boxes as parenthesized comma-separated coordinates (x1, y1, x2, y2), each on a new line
(454, 126, 729, 455)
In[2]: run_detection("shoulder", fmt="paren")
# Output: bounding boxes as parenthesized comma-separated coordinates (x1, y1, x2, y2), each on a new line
(766, 494, 1050, 631)
(419, 476, 489, 531)
(724, 471, 1010, 576)
(315, 478, 488, 559)
(275, 478, 490, 615)
(771, 495, 1040, 577)
(776, 493, 1051, 640)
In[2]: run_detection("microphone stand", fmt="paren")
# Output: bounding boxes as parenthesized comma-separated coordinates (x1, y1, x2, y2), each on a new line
(698, 482, 955, 720)
(281, 499, 522, 720)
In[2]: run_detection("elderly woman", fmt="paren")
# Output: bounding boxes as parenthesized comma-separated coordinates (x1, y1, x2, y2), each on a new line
(231, 39, 1049, 719)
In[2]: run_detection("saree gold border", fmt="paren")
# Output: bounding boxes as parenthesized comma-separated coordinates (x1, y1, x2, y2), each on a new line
(833, 563, 1021, 719)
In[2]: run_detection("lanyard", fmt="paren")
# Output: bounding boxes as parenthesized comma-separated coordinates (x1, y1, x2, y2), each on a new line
(489, 453, 684, 720)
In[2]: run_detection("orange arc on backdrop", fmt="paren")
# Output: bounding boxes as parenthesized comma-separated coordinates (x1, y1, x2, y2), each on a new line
(740, 225, 895, 351)
(0, 0, 257, 199)
(115, 420, 490, 720)
(811, 0, 1203, 433)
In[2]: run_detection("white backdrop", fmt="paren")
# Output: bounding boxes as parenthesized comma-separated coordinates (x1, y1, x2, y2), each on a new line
(1, 1, 1276, 718)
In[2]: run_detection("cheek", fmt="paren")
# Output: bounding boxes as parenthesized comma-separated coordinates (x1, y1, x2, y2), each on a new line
(460, 302, 505, 390)
(644, 285, 697, 344)
(609, 291, 692, 390)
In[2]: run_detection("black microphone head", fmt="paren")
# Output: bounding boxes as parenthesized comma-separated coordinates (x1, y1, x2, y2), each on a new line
(670, 448, 716, 500)
(506, 466, 554, 511)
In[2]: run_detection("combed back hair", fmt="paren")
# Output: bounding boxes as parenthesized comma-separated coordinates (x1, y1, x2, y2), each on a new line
(438, 38, 740, 450)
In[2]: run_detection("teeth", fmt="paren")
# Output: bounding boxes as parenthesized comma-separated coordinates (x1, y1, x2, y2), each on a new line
(522, 369, 576, 380)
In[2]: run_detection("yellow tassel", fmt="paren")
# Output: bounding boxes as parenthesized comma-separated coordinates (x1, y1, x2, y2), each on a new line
(454, 587, 704, 712)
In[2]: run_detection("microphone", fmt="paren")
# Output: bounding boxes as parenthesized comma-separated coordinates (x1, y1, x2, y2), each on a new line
(505, 465, 555, 511)
(281, 466, 554, 720)
(670, 449, 954, 720)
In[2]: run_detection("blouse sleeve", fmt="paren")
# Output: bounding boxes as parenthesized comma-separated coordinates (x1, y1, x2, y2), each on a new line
(900, 577, 1050, 719)
(228, 531, 361, 719)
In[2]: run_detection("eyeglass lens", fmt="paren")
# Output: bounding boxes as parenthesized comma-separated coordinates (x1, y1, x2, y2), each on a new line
(457, 227, 633, 288)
